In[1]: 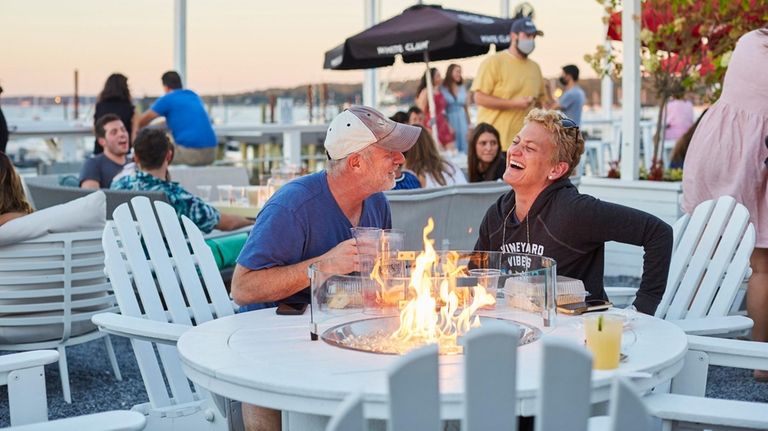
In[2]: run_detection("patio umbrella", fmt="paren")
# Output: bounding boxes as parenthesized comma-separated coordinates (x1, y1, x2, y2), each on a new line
(323, 4, 516, 141)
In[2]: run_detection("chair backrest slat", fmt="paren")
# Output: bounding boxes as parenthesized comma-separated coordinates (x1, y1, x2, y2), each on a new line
(463, 324, 519, 431)
(182, 217, 235, 319)
(709, 224, 756, 316)
(325, 392, 365, 431)
(387, 344, 441, 431)
(536, 337, 592, 431)
(607, 378, 653, 431)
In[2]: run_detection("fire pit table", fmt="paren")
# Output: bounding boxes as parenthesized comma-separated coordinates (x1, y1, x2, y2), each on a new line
(177, 307, 687, 430)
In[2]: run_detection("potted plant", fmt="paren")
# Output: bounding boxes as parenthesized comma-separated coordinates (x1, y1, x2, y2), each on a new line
(585, 0, 767, 181)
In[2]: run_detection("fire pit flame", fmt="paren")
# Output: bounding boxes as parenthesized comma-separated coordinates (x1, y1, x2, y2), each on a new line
(369, 218, 496, 354)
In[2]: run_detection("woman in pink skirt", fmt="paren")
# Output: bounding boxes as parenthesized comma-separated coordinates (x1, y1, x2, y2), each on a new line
(682, 26, 768, 380)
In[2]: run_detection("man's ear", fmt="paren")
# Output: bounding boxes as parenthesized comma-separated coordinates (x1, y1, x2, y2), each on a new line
(97, 137, 107, 148)
(347, 153, 363, 169)
(165, 148, 174, 164)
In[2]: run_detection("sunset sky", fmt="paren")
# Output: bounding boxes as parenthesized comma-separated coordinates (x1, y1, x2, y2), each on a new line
(0, 0, 606, 97)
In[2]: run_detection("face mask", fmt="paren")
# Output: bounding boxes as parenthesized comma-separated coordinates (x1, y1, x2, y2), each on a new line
(559, 76, 568, 86)
(517, 39, 535, 55)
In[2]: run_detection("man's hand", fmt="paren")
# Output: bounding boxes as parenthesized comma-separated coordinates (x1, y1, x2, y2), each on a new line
(317, 238, 359, 275)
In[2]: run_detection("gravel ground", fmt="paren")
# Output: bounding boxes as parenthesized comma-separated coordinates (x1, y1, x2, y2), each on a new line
(1, 276, 765, 425)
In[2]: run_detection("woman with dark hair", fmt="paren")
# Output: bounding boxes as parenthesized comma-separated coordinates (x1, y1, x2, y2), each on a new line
(404, 126, 466, 188)
(0, 151, 34, 227)
(93, 73, 136, 154)
(468, 123, 505, 182)
(416, 68, 455, 150)
(682, 26, 768, 381)
(441, 64, 471, 154)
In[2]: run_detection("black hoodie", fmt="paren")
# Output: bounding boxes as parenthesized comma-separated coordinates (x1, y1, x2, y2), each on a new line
(474, 178, 672, 315)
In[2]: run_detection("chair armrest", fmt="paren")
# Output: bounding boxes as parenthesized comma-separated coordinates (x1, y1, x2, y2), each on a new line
(0, 350, 59, 374)
(644, 393, 768, 430)
(687, 334, 768, 371)
(670, 315, 753, 336)
(10, 410, 146, 431)
(92, 312, 189, 346)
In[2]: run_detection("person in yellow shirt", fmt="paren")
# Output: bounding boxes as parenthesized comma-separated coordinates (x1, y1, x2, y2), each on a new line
(471, 17, 549, 150)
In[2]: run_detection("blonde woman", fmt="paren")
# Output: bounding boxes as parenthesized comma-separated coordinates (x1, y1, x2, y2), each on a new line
(474, 109, 672, 315)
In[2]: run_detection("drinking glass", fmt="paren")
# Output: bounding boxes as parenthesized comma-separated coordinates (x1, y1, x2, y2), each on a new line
(380, 228, 405, 254)
(584, 314, 623, 370)
(469, 268, 501, 310)
(216, 185, 233, 204)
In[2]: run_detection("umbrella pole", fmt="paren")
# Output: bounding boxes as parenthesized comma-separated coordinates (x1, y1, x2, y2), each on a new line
(422, 52, 440, 149)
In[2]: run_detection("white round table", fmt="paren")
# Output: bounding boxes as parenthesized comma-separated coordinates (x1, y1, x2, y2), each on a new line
(177, 308, 687, 425)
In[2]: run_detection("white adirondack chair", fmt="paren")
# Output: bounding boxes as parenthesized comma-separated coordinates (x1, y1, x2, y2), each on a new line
(0, 230, 122, 403)
(92, 197, 237, 431)
(586, 335, 768, 431)
(589, 372, 768, 431)
(0, 349, 146, 431)
(607, 195, 755, 336)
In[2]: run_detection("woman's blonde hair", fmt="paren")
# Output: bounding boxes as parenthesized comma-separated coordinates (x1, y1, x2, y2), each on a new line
(0, 152, 34, 216)
(524, 109, 585, 178)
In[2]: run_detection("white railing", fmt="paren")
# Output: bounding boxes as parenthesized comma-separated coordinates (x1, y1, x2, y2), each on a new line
(9, 122, 329, 166)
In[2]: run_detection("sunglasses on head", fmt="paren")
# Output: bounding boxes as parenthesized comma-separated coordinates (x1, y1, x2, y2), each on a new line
(560, 116, 580, 144)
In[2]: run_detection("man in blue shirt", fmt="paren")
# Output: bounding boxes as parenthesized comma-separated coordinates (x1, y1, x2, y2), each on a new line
(552, 64, 586, 126)
(231, 106, 421, 309)
(137, 71, 217, 166)
(232, 107, 419, 429)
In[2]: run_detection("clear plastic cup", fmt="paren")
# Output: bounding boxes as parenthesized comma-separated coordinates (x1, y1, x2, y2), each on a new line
(468, 268, 501, 310)
(216, 184, 233, 204)
(380, 228, 405, 254)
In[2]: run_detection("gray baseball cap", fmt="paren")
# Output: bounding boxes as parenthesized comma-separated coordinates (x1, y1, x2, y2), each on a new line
(324, 105, 420, 160)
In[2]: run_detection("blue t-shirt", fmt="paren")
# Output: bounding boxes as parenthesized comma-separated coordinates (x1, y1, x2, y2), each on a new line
(150, 89, 217, 149)
(558, 85, 586, 126)
(236, 171, 392, 305)
(393, 170, 421, 190)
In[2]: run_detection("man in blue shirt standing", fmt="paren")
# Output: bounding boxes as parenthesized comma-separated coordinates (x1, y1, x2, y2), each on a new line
(137, 71, 217, 166)
(552, 64, 586, 126)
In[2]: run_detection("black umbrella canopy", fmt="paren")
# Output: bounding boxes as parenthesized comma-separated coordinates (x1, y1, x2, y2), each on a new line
(324, 4, 515, 70)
